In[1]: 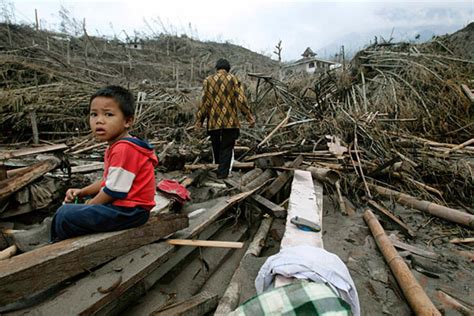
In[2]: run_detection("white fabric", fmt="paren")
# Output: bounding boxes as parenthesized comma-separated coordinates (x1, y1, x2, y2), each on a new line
(255, 245, 360, 316)
(106, 166, 135, 193)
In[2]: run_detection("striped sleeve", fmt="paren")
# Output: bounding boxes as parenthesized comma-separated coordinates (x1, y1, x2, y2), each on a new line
(103, 144, 138, 199)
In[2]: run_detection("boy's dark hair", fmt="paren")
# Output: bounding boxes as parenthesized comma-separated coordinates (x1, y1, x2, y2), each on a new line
(90, 85, 135, 118)
(215, 58, 231, 72)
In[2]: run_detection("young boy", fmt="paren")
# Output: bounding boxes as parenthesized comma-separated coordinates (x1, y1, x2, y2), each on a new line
(51, 86, 158, 241)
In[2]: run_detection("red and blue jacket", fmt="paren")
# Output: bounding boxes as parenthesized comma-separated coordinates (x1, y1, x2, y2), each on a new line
(102, 137, 158, 210)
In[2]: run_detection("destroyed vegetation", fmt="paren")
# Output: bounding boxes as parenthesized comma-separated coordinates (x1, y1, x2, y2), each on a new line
(0, 19, 473, 315)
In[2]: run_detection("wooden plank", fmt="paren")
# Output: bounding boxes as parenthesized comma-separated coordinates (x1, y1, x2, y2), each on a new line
(251, 195, 286, 217)
(70, 142, 106, 155)
(224, 178, 285, 217)
(449, 237, 474, 244)
(0, 214, 188, 306)
(388, 234, 438, 260)
(280, 170, 323, 249)
(70, 162, 103, 174)
(0, 157, 60, 201)
(258, 111, 290, 148)
(0, 164, 7, 180)
(25, 193, 255, 315)
(275, 170, 323, 288)
(255, 156, 285, 168)
(367, 199, 416, 238)
(0, 144, 68, 160)
(151, 291, 218, 316)
(244, 151, 288, 162)
(0, 203, 33, 219)
(263, 171, 292, 198)
(263, 155, 303, 199)
(245, 169, 274, 191)
(179, 169, 207, 188)
(6, 166, 29, 178)
(461, 84, 474, 103)
(184, 161, 254, 171)
(167, 239, 244, 248)
(240, 168, 263, 186)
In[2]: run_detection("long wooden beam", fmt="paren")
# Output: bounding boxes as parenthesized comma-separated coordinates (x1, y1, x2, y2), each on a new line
(275, 170, 323, 288)
(224, 178, 285, 217)
(0, 157, 61, 201)
(184, 161, 254, 171)
(0, 214, 188, 306)
(0, 144, 67, 160)
(263, 155, 303, 199)
(167, 239, 244, 248)
(280, 170, 323, 250)
(367, 199, 416, 238)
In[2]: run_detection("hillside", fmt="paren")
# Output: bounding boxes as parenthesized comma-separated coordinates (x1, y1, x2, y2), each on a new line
(0, 23, 278, 88)
(0, 22, 279, 142)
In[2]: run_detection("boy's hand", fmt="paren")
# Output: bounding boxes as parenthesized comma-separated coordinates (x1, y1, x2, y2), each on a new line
(64, 188, 82, 203)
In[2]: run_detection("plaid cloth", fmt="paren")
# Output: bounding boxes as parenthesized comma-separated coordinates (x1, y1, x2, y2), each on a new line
(196, 69, 253, 131)
(229, 280, 352, 316)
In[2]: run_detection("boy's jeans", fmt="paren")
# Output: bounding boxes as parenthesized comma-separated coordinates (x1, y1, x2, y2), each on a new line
(51, 203, 149, 241)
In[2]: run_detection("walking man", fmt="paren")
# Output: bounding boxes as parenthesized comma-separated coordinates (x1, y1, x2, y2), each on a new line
(195, 58, 255, 179)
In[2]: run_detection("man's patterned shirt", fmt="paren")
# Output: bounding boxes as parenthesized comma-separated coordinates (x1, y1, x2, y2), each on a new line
(196, 69, 252, 131)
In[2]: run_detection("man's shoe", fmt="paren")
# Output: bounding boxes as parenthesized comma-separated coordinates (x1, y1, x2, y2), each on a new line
(216, 174, 228, 179)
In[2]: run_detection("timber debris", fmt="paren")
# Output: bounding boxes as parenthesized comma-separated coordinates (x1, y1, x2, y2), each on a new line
(0, 21, 472, 315)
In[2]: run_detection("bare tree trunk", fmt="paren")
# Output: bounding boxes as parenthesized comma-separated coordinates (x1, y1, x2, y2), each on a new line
(66, 41, 71, 65)
(6, 23, 12, 46)
(35, 9, 39, 31)
(190, 57, 194, 87)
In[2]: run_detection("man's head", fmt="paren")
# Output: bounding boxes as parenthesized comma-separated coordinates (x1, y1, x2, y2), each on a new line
(215, 58, 231, 72)
(89, 85, 135, 118)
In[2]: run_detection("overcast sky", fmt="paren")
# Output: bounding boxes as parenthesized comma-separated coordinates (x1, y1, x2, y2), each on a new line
(8, 0, 474, 60)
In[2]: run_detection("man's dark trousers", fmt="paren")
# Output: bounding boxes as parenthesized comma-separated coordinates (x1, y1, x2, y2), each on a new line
(208, 128, 239, 178)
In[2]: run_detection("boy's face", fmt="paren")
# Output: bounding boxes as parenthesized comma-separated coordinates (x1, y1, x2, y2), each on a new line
(89, 96, 133, 144)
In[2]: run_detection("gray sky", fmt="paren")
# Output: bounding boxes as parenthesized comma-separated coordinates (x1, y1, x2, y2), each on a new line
(8, 0, 474, 60)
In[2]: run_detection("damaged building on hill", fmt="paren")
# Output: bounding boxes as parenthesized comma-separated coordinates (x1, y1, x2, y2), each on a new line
(282, 47, 341, 77)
